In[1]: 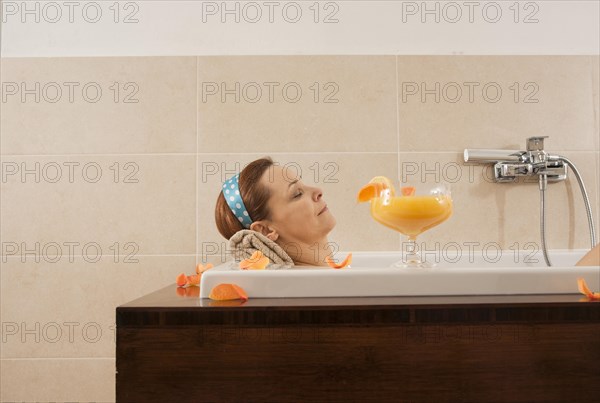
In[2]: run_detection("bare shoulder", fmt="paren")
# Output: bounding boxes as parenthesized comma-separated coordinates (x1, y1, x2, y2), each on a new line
(575, 243, 600, 266)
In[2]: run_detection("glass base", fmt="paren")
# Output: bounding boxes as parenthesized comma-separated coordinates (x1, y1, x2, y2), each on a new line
(391, 259, 434, 268)
(395, 237, 435, 268)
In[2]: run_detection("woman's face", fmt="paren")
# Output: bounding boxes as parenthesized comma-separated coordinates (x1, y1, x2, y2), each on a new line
(255, 165, 336, 244)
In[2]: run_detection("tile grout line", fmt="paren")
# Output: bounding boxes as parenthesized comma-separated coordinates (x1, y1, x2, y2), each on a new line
(0, 56, 3, 305)
(1, 357, 116, 361)
(1, 151, 597, 158)
(1, 151, 403, 157)
(395, 55, 402, 252)
(1, 254, 200, 259)
(590, 59, 599, 235)
(195, 56, 199, 266)
(395, 55, 400, 182)
(1, 153, 199, 157)
(595, 151, 599, 238)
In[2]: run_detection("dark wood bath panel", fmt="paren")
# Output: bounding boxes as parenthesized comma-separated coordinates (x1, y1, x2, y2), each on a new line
(116, 285, 600, 402)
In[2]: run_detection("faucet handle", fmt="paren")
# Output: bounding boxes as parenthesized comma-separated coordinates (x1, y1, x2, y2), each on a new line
(526, 136, 548, 151)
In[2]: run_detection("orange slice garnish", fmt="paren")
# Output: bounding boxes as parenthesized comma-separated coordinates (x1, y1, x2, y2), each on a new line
(239, 250, 269, 270)
(401, 186, 416, 196)
(577, 278, 600, 300)
(357, 176, 395, 203)
(209, 283, 249, 301)
(325, 253, 352, 269)
(357, 183, 387, 203)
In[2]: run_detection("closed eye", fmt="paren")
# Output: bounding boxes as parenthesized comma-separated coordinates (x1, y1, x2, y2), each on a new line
(294, 191, 303, 198)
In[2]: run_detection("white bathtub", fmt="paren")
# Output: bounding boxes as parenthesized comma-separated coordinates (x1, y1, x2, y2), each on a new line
(199, 249, 600, 298)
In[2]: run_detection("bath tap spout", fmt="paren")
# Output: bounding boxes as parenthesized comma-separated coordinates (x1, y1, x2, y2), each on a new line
(462, 136, 596, 266)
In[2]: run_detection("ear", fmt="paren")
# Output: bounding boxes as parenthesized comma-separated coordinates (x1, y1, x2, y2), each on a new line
(265, 229, 279, 242)
(250, 221, 279, 241)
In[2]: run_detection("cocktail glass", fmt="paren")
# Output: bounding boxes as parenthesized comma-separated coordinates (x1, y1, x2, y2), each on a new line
(361, 179, 453, 268)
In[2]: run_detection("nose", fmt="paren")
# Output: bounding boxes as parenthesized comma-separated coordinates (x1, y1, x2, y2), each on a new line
(313, 186, 323, 201)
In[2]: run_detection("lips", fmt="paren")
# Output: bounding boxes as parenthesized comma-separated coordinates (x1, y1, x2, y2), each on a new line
(318, 205, 328, 215)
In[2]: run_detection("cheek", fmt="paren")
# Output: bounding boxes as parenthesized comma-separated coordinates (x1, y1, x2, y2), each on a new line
(283, 202, 318, 228)
(290, 202, 316, 223)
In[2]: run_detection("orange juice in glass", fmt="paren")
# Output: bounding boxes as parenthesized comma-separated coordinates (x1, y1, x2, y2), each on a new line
(357, 177, 453, 268)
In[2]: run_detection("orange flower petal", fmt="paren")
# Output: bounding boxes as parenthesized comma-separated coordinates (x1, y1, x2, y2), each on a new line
(209, 283, 249, 301)
(187, 274, 201, 286)
(577, 277, 593, 296)
(239, 250, 270, 270)
(196, 262, 214, 275)
(176, 273, 188, 287)
(325, 253, 352, 269)
(401, 186, 416, 196)
(244, 257, 269, 270)
(577, 277, 600, 300)
(231, 284, 249, 301)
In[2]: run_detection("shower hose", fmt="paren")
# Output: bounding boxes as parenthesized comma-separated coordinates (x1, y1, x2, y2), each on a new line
(539, 156, 597, 266)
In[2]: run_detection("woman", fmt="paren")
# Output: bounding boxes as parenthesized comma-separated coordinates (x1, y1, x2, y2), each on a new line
(216, 157, 599, 268)
(215, 157, 336, 266)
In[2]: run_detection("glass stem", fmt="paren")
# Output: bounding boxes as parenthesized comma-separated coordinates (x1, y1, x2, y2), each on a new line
(405, 236, 419, 264)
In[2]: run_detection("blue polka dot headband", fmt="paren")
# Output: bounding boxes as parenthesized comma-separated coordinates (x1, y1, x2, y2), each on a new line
(222, 174, 253, 229)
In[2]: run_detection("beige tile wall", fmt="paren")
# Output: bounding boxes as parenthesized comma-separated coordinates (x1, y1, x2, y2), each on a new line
(1, 56, 598, 402)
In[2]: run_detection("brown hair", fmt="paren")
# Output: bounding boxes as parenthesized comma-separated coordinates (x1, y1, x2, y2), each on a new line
(215, 157, 275, 240)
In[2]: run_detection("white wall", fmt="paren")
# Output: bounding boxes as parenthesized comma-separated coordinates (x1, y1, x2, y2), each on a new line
(1, 1, 599, 57)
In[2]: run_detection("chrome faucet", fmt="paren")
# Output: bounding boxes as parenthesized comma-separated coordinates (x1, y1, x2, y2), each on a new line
(464, 136, 567, 182)
(463, 136, 596, 267)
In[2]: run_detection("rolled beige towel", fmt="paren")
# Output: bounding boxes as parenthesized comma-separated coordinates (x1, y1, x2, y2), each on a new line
(229, 229, 295, 267)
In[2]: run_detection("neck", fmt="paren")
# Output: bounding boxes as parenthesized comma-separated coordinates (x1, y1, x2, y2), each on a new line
(280, 237, 333, 267)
